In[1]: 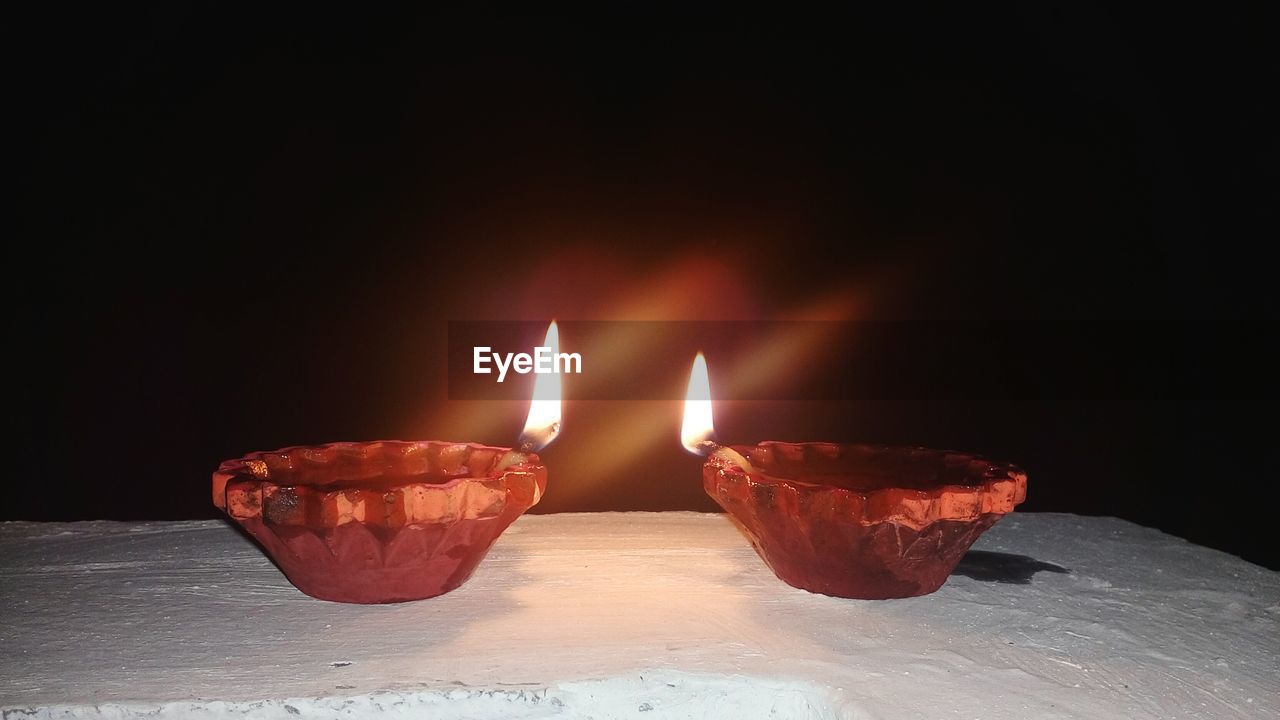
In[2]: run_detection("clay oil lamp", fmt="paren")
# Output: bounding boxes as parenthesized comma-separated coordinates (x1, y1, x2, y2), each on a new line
(212, 323, 564, 604)
(682, 353, 1027, 599)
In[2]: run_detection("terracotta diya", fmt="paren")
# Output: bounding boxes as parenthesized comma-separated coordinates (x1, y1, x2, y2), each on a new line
(682, 354, 1027, 599)
(213, 441, 547, 603)
(214, 322, 562, 603)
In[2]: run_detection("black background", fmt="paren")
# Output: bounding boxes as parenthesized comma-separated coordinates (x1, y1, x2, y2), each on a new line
(12, 6, 1274, 568)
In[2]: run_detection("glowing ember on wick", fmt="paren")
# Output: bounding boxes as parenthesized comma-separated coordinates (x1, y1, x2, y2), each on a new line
(495, 321, 563, 471)
(681, 352, 754, 472)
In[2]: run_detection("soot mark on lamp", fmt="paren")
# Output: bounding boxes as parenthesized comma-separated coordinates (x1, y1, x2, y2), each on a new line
(953, 551, 1069, 584)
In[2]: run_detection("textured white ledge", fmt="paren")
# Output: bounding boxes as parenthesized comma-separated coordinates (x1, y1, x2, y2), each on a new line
(1, 512, 1276, 719)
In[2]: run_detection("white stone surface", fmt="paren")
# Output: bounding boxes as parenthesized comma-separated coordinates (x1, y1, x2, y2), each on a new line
(1, 512, 1276, 719)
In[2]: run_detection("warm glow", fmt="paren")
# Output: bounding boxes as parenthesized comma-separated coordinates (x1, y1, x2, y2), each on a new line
(412, 255, 862, 503)
(519, 321, 563, 451)
(681, 352, 715, 454)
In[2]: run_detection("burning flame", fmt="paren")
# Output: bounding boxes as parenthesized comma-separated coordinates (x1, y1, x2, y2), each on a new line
(518, 320, 563, 451)
(681, 352, 715, 454)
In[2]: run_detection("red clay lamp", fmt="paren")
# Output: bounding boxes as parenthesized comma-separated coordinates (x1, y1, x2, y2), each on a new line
(682, 352, 1027, 600)
(212, 322, 563, 604)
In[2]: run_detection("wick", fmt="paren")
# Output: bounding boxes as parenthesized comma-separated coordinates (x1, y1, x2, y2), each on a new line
(696, 440, 754, 472)
(494, 439, 538, 473)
